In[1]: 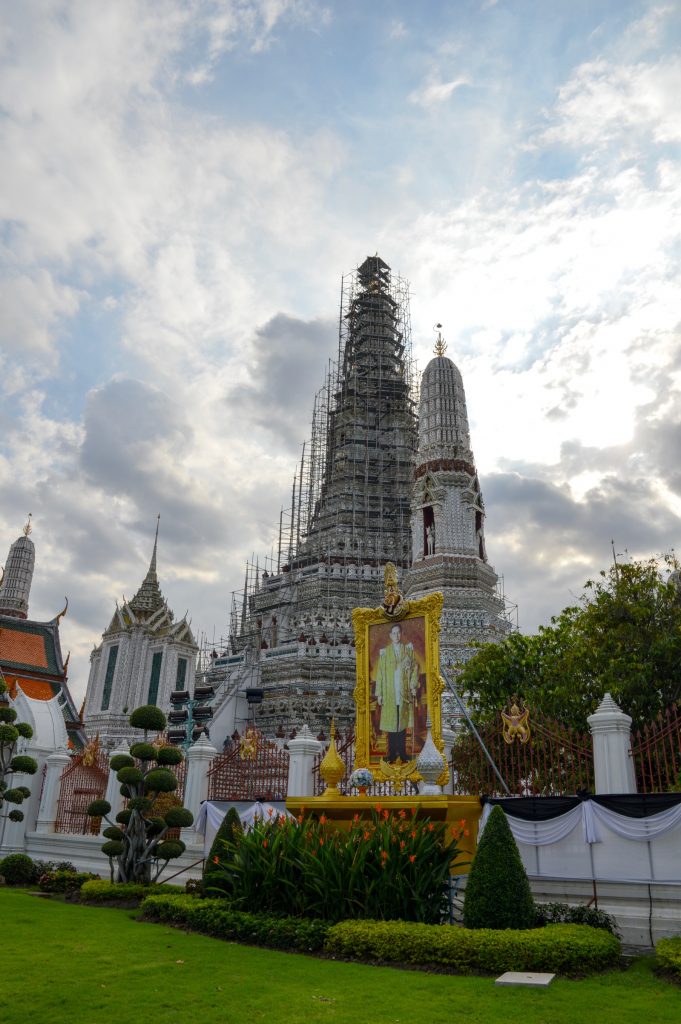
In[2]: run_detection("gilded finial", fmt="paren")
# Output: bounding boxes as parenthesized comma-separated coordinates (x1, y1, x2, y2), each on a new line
(319, 718, 345, 795)
(382, 561, 404, 616)
(55, 596, 69, 624)
(23, 513, 33, 537)
(434, 323, 447, 357)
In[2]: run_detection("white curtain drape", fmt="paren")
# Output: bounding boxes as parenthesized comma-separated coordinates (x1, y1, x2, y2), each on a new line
(480, 799, 681, 846)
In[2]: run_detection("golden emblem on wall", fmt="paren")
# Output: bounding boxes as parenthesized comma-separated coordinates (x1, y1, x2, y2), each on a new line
(501, 700, 531, 744)
(82, 732, 101, 766)
(239, 727, 259, 761)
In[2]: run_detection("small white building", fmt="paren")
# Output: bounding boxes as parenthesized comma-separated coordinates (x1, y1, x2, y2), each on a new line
(83, 524, 198, 748)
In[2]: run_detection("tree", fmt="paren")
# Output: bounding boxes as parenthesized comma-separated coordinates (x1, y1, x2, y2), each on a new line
(203, 806, 242, 895)
(463, 805, 535, 929)
(460, 554, 681, 730)
(0, 673, 38, 830)
(86, 705, 193, 883)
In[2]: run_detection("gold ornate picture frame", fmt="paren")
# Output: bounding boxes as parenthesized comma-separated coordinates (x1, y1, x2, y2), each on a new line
(351, 590, 447, 785)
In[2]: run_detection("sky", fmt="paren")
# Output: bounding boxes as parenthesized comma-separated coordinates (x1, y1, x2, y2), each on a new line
(2, 0, 681, 704)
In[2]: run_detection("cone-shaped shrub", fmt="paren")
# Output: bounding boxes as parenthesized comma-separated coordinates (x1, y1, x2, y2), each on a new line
(463, 805, 535, 930)
(204, 807, 242, 895)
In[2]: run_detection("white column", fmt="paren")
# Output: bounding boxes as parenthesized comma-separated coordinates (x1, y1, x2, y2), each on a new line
(588, 692, 637, 795)
(34, 747, 72, 834)
(180, 733, 218, 846)
(100, 740, 131, 834)
(287, 724, 322, 797)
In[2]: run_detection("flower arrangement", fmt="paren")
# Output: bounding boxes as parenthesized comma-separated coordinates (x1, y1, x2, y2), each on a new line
(348, 767, 374, 793)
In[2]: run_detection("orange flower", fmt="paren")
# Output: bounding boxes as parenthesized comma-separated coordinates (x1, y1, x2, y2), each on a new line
(459, 818, 466, 827)
(464, 829, 470, 837)
(410, 830, 417, 838)
(297, 815, 303, 824)
(320, 813, 328, 824)
(410, 806, 417, 816)
(409, 854, 416, 863)
(398, 809, 407, 819)
(212, 855, 219, 864)
(363, 831, 370, 841)
(380, 849, 388, 860)
(400, 840, 405, 850)
(319, 838, 325, 846)
(267, 807, 274, 817)
(353, 813, 360, 822)
(382, 809, 389, 820)
(375, 803, 382, 813)
(428, 823, 434, 832)
(263, 840, 268, 848)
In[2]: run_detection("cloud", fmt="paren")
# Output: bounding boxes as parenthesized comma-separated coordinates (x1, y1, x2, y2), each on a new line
(409, 76, 469, 107)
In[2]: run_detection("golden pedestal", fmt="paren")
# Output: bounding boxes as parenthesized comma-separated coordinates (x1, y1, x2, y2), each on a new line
(286, 794, 482, 873)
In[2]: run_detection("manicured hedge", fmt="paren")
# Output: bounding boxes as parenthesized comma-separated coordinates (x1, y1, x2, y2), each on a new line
(656, 937, 681, 980)
(325, 919, 621, 976)
(141, 894, 330, 952)
(80, 880, 182, 905)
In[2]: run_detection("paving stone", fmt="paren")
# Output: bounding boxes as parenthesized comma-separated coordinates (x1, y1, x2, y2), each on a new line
(495, 971, 555, 987)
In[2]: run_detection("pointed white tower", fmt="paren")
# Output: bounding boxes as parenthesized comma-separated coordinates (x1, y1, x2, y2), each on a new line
(404, 328, 511, 669)
(0, 516, 36, 619)
(83, 517, 198, 748)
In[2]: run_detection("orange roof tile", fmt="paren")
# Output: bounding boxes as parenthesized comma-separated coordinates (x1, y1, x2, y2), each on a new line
(9, 676, 54, 700)
(0, 628, 48, 668)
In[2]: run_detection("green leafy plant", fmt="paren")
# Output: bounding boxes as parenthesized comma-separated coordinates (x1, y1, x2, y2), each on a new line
(211, 805, 467, 923)
(325, 919, 621, 975)
(37, 870, 99, 894)
(463, 805, 535, 930)
(0, 852, 37, 886)
(85, 705, 193, 883)
(656, 936, 681, 980)
(203, 807, 243, 895)
(0, 674, 38, 828)
(535, 901, 620, 935)
(141, 894, 330, 951)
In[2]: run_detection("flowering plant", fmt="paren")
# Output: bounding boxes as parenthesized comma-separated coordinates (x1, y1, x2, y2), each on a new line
(348, 768, 374, 790)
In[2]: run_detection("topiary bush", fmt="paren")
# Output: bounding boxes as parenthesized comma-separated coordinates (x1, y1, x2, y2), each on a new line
(0, 853, 36, 886)
(85, 705, 193, 884)
(38, 870, 99, 894)
(325, 919, 621, 976)
(204, 807, 242, 896)
(463, 805, 535, 930)
(0, 673, 38, 828)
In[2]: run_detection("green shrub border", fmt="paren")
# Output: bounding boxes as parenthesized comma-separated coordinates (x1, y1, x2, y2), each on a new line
(80, 880, 183, 905)
(141, 894, 330, 952)
(140, 894, 621, 974)
(656, 937, 681, 982)
(325, 919, 621, 976)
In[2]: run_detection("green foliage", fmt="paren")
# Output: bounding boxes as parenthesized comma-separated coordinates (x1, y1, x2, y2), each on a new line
(141, 894, 330, 952)
(129, 742, 157, 760)
(463, 806, 535, 930)
(87, 799, 112, 817)
(164, 806, 193, 828)
(0, 724, 19, 744)
(80, 880, 182, 905)
(38, 870, 99, 894)
(656, 936, 681, 979)
(4, 788, 26, 804)
(156, 745, 184, 766)
(0, 853, 36, 885)
(144, 768, 178, 792)
(10, 755, 38, 775)
(86, 704, 188, 884)
(14, 722, 33, 739)
(461, 554, 681, 731)
(209, 807, 466, 923)
(129, 705, 166, 732)
(0, 707, 17, 722)
(535, 902, 620, 935)
(155, 839, 185, 860)
(8, 809, 24, 822)
(204, 806, 242, 895)
(16, 786, 31, 799)
(110, 754, 135, 772)
(325, 919, 621, 976)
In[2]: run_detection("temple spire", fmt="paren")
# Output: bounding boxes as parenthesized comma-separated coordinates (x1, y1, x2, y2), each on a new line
(128, 516, 164, 615)
(0, 518, 36, 619)
(149, 514, 160, 577)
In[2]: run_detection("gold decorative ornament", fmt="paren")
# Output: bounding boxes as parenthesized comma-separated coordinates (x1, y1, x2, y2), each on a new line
(22, 513, 33, 537)
(382, 561, 405, 617)
(55, 596, 69, 624)
(239, 727, 259, 761)
(501, 700, 531, 744)
(378, 757, 418, 795)
(319, 719, 345, 795)
(434, 324, 447, 357)
(82, 732, 101, 767)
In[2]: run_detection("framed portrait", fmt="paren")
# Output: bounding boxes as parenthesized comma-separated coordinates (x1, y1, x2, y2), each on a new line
(351, 591, 447, 785)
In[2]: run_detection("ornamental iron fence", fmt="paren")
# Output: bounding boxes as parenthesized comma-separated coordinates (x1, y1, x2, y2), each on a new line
(54, 748, 109, 834)
(630, 703, 681, 793)
(207, 728, 289, 801)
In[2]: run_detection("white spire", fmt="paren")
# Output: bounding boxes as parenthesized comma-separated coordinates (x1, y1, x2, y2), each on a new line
(0, 518, 36, 619)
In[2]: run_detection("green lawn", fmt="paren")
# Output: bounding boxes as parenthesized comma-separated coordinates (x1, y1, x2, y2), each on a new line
(2, 889, 679, 1024)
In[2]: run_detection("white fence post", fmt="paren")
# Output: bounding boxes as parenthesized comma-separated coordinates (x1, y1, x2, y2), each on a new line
(34, 747, 72, 835)
(181, 734, 218, 848)
(287, 724, 323, 797)
(588, 692, 637, 794)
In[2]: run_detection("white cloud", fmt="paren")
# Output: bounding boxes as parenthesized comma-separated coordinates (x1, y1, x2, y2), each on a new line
(409, 76, 469, 107)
